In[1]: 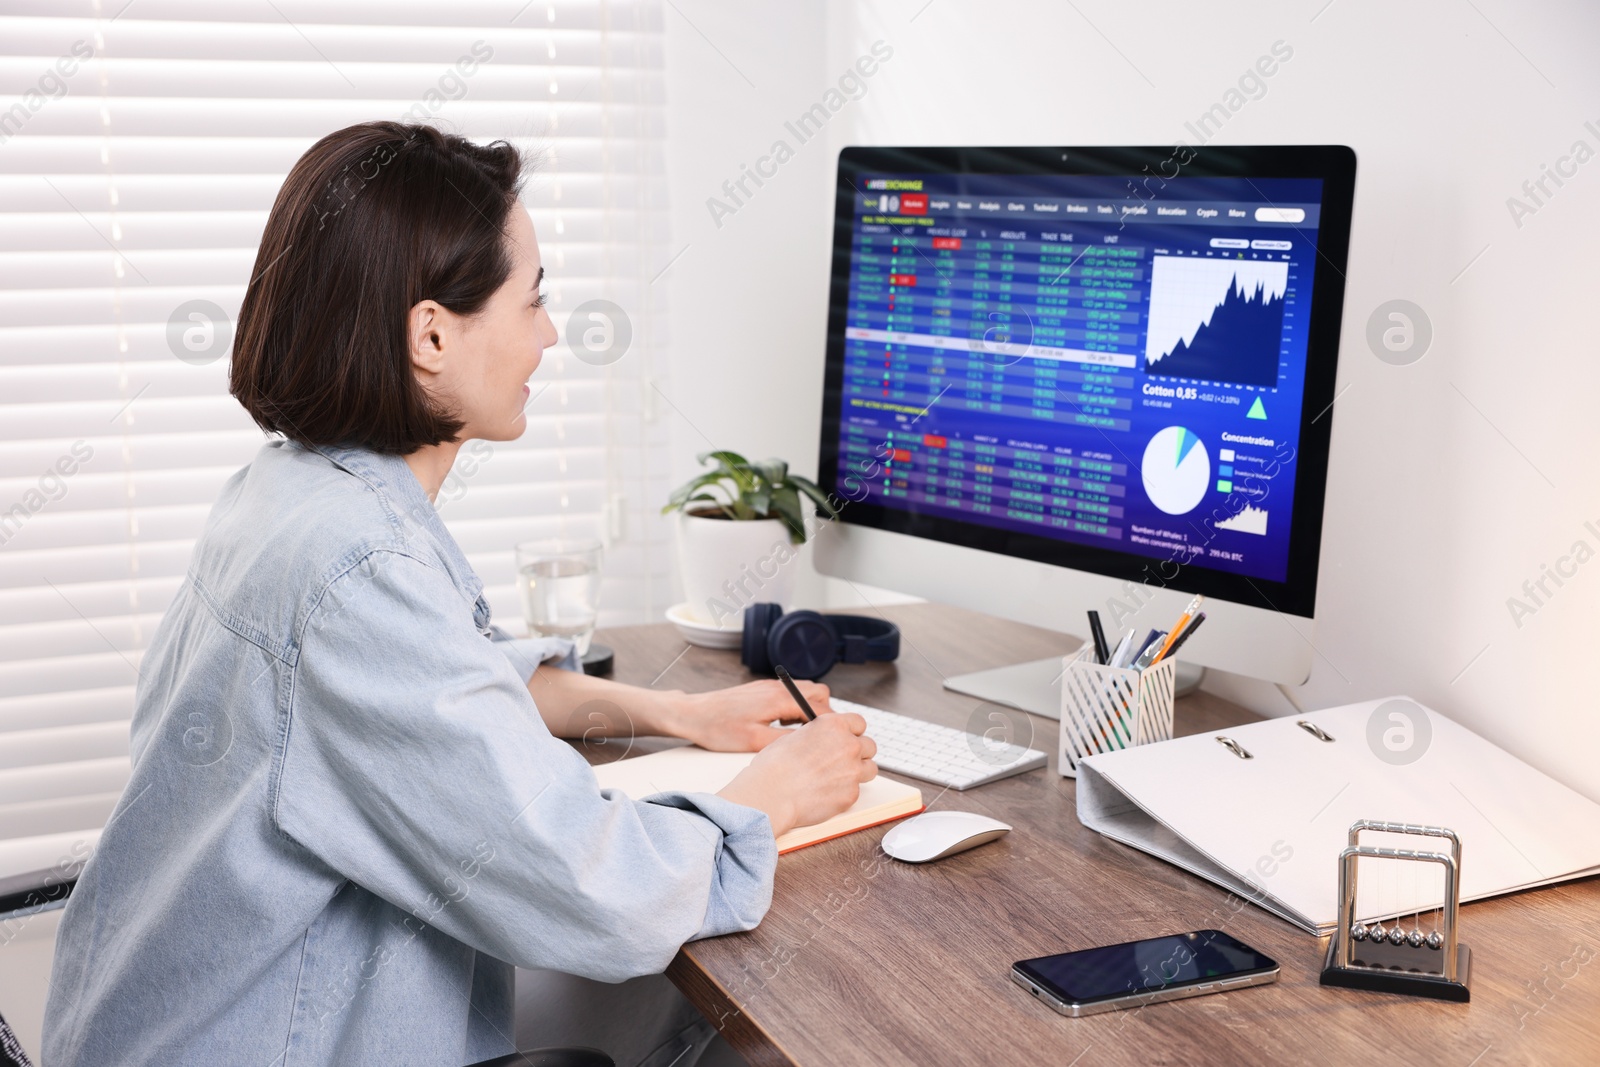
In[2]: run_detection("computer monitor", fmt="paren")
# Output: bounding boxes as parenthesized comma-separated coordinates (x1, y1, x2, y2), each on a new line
(813, 145, 1356, 711)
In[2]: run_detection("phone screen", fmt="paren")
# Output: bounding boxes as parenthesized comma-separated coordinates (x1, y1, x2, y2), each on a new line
(1015, 929, 1276, 1005)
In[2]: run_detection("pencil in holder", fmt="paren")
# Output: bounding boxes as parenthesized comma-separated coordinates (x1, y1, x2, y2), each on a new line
(1058, 643, 1177, 778)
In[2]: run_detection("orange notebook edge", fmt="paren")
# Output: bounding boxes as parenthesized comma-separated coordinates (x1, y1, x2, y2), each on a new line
(775, 801, 926, 855)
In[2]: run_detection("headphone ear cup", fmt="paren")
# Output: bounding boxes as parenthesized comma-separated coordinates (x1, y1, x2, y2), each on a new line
(766, 610, 839, 681)
(823, 614, 900, 663)
(741, 603, 784, 674)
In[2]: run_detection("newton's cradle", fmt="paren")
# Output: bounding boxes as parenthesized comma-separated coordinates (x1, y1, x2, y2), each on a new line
(1319, 820, 1472, 1002)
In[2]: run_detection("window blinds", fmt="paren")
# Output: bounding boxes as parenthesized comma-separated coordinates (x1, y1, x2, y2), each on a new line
(0, 0, 673, 873)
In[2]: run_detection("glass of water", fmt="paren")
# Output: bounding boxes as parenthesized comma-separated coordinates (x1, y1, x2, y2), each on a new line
(516, 538, 603, 657)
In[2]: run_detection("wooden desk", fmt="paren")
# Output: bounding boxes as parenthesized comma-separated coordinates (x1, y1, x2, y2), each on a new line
(592, 603, 1600, 1067)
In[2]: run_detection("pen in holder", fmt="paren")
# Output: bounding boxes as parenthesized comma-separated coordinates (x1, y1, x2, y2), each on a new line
(1058, 643, 1177, 778)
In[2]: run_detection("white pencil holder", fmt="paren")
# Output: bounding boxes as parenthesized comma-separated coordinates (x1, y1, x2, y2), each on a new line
(1058, 643, 1177, 778)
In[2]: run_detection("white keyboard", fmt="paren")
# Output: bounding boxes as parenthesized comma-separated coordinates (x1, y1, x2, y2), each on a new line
(833, 698, 1048, 791)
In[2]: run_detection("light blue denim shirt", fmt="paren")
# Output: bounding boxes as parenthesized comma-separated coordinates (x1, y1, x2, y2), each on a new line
(42, 440, 777, 1067)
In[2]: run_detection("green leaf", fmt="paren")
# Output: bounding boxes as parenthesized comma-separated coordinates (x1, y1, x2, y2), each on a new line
(769, 485, 807, 544)
(666, 472, 714, 503)
(697, 449, 749, 472)
(751, 459, 788, 488)
(663, 470, 734, 512)
(749, 485, 772, 519)
(770, 506, 807, 545)
(682, 492, 736, 519)
(788, 474, 840, 518)
(685, 451, 755, 498)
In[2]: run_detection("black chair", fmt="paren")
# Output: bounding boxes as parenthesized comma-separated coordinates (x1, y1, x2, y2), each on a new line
(0, 1009, 31, 1067)
(0, 864, 82, 1067)
(467, 1050, 613, 1067)
(0, 867, 77, 921)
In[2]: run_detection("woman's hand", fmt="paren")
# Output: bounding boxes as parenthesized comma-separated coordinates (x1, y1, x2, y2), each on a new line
(672, 678, 834, 752)
(717, 711, 877, 837)
(526, 666, 836, 754)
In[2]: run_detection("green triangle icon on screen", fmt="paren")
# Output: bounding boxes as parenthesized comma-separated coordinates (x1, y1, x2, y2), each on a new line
(1246, 396, 1267, 420)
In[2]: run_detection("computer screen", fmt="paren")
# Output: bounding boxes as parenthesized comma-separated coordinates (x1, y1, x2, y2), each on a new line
(817, 147, 1354, 618)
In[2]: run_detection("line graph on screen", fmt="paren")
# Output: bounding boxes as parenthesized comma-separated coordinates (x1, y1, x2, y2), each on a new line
(1144, 257, 1288, 387)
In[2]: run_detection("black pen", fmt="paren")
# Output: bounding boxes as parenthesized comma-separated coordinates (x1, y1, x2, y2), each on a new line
(1158, 612, 1206, 663)
(1087, 610, 1110, 665)
(774, 665, 817, 721)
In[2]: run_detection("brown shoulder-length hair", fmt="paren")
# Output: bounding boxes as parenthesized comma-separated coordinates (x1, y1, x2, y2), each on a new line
(232, 122, 524, 453)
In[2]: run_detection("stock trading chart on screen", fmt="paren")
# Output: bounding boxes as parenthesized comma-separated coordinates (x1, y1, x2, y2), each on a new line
(833, 174, 1323, 583)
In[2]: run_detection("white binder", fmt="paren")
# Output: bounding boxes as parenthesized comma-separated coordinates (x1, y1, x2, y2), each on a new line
(1075, 697, 1600, 935)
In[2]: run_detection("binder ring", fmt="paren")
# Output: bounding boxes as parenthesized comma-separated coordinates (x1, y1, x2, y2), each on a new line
(1297, 720, 1336, 742)
(1215, 735, 1253, 759)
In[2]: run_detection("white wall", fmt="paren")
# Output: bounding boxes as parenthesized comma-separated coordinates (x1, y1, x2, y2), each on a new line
(659, 2, 834, 607)
(661, 1, 1600, 801)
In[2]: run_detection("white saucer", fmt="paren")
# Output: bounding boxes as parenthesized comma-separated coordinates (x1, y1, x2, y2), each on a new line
(666, 602, 743, 649)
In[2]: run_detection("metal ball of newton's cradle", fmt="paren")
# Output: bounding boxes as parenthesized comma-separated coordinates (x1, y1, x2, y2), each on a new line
(1350, 923, 1369, 942)
(1427, 930, 1444, 951)
(1407, 928, 1426, 948)
(1368, 922, 1386, 944)
(1388, 925, 1409, 946)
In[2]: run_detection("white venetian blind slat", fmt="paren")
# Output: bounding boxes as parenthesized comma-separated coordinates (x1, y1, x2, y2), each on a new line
(0, 793, 123, 842)
(0, 0, 673, 867)
(0, 578, 180, 632)
(0, 137, 657, 176)
(0, 175, 642, 214)
(0, 687, 136, 734)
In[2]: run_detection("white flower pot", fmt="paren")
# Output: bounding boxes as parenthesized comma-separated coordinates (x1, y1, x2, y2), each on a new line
(675, 512, 800, 629)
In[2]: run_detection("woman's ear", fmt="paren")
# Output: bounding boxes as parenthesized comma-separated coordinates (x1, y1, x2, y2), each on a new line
(407, 300, 447, 376)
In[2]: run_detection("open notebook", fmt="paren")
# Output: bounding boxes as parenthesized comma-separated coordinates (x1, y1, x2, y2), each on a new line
(592, 746, 924, 854)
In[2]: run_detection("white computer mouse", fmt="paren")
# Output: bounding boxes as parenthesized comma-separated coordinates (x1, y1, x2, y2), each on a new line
(881, 810, 1012, 863)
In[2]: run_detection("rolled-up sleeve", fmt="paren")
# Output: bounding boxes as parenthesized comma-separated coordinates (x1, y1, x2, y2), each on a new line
(486, 625, 580, 681)
(276, 549, 777, 981)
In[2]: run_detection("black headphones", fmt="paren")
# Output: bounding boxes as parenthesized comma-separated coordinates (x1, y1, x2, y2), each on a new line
(740, 603, 901, 681)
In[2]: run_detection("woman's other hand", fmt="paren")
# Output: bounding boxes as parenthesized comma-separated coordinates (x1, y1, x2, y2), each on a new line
(674, 678, 834, 752)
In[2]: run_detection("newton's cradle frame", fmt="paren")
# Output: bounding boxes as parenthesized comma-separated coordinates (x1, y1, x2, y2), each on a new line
(1320, 820, 1472, 1002)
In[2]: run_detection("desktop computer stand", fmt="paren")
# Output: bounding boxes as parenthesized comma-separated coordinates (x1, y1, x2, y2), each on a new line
(943, 656, 1203, 719)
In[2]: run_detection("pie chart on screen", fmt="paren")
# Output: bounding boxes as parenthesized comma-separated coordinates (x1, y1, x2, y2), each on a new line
(1141, 426, 1210, 515)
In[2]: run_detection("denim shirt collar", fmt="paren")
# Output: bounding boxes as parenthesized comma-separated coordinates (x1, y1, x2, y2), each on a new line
(305, 441, 493, 631)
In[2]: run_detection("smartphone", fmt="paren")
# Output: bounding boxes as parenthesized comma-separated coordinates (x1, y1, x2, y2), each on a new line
(1011, 929, 1279, 1017)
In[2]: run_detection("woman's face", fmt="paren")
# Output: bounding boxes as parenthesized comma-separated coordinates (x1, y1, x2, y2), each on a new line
(409, 206, 556, 443)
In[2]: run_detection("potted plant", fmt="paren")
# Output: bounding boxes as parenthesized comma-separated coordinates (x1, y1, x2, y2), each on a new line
(662, 451, 839, 630)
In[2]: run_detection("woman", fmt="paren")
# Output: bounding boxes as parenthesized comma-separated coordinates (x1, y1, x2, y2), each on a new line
(42, 122, 876, 1067)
